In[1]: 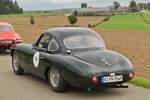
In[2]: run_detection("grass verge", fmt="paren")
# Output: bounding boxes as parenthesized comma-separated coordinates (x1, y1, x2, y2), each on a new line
(130, 77, 150, 89)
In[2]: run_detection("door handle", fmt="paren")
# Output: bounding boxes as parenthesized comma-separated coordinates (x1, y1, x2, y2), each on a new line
(39, 56, 44, 59)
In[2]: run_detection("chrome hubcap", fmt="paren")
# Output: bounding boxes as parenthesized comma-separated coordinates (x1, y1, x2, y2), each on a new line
(13, 55, 19, 71)
(50, 67, 60, 88)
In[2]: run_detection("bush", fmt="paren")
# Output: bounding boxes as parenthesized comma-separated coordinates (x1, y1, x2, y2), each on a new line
(88, 24, 96, 28)
(30, 16, 35, 25)
(88, 24, 92, 27)
(103, 16, 111, 22)
(68, 15, 78, 25)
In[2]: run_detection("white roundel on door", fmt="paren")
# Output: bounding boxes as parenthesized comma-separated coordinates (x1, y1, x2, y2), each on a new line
(33, 52, 40, 68)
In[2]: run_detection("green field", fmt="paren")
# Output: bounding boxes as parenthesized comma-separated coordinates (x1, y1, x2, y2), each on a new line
(97, 14, 150, 32)
(143, 14, 150, 20)
(0, 12, 68, 18)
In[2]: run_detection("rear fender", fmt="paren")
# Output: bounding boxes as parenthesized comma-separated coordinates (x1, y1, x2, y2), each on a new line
(45, 54, 94, 77)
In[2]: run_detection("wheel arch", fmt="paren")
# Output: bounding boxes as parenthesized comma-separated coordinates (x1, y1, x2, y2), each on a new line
(44, 67, 51, 80)
(44, 63, 68, 81)
(44, 64, 65, 80)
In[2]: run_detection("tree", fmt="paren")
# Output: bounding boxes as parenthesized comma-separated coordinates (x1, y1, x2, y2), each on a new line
(73, 10, 78, 16)
(129, 0, 139, 12)
(113, 1, 121, 10)
(147, 3, 150, 10)
(138, 3, 144, 10)
(138, 3, 148, 10)
(30, 16, 35, 25)
(0, 0, 23, 14)
(3, 5, 10, 14)
(68, 15, 78, 25)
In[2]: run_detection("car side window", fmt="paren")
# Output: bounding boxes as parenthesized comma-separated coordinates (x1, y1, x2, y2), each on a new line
(48, 38, 59, 52)
(37, 34, 50, 49)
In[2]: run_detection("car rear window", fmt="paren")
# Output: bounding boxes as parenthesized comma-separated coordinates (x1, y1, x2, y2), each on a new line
(63, 35, 105, 49)
(0, 26, 12, 32)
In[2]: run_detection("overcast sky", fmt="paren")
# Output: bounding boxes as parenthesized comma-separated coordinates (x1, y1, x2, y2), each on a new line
(13, 0, 150, 11)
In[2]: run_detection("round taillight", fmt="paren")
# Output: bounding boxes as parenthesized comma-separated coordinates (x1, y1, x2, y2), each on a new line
(92, 76, 97, 85)
(129, 73, 134, 80)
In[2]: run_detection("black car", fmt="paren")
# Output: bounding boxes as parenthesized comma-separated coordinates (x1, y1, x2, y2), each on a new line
(11, 27, 134, 92)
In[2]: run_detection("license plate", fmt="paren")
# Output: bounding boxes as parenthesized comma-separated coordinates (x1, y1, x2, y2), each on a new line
(1, 40, 12, 44)
(102, 75, 123, 83)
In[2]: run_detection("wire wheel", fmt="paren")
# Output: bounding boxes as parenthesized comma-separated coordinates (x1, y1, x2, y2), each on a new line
(50, 67, 60, 88)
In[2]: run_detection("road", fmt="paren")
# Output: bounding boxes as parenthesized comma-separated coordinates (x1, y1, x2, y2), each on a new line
(0, 54, 150, 100)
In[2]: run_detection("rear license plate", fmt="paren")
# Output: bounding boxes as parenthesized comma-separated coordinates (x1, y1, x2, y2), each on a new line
(102, 75, 123, 83)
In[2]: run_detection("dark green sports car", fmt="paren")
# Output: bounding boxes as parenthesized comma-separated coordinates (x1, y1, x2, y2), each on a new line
(11, 27, 134, 92)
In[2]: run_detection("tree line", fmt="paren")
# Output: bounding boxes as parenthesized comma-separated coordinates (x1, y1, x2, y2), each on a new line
(114, 0, 150, 12)
(138, 2, 150, 10)
(0, 0, 23, 14)
(113, 0, 139, 12)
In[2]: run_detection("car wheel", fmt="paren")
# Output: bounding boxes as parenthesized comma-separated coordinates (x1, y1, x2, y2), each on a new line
(48, 66, 68, 92)
(12, 53, 24, 75)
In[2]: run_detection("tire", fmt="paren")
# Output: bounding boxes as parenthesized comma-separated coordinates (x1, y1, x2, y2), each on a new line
(12, 53, 24, 75)
(48, 66, 68, 92)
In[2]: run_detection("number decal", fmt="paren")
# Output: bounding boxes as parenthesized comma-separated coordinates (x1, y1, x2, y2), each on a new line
(33, 52, 40, 68)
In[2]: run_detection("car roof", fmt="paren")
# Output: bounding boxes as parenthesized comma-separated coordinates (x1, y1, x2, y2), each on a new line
(0, 22, 12, 26)
(45, 27, 98, 38)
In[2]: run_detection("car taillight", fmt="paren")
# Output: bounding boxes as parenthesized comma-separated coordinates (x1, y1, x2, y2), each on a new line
(129, 73, 134, 80)
(15, 39, 22, 43)
(92, 76, 97, 85)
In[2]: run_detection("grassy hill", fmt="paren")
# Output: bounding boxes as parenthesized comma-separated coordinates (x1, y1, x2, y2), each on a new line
(97, 14, 150, 32)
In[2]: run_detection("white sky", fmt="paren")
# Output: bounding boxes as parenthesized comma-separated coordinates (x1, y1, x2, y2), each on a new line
(12, 0, 150, 11)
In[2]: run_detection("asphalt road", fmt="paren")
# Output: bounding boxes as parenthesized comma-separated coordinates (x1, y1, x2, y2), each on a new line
(0, 54, 150, 100)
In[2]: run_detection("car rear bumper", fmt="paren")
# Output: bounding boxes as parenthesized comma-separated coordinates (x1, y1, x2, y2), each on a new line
(96, 73, 131, 87)
(0, 42, 21, 49)
(64, 71, 134, 89)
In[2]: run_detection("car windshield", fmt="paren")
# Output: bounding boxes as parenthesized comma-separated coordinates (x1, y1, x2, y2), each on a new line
(0, 26, 12, 32)
(63, 35, 105, 49)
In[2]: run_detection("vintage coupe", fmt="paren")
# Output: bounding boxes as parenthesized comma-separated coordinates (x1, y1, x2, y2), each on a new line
(11, 27, 134, 92)
(0, 22, 22, 53)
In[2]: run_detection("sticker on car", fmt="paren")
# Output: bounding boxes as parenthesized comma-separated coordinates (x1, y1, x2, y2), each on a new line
(33, 52, 40, 68)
